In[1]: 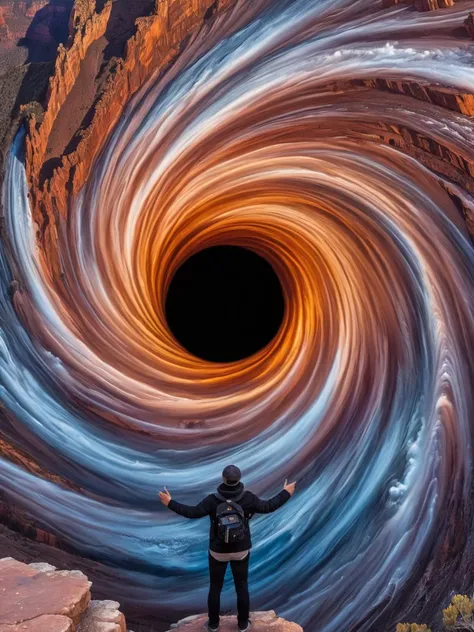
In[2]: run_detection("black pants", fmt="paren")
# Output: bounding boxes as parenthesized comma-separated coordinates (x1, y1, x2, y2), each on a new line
(208, 550, 250, 627)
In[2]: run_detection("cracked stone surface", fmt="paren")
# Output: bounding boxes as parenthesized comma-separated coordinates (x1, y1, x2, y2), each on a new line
(0, 614, 74, 632)
(0, 557, 91, 628)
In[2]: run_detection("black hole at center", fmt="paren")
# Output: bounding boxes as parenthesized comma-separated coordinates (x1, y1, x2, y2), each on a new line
(165, 245, 285, 363)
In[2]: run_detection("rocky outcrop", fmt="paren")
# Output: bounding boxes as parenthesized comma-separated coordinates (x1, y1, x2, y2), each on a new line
(0, 557, 91, 628)
(382, 0, 459, 9)
(0, 557, 128, 632)
(26, 1, 50, 19)
(0, 524, 142, 627)
(17, 0, 474, 266)
(168, 611, 303, 632)
(0, 501, 60, 548)
(22, 0, 111, 273)
(23, 0, 238, 276)
(350, 78, 474, 117)
(0, 0, 69, 43)
(76, 600, 127, 632)
(25, 0, 112, 183)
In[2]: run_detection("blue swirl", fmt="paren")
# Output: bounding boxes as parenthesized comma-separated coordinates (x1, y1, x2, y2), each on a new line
(2, 0, 474, 630)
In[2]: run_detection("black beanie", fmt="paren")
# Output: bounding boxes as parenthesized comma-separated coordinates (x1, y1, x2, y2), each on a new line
(222, 464, 241, 486)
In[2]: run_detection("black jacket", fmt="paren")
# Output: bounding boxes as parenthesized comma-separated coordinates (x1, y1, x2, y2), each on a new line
(168, 481, 291, 553)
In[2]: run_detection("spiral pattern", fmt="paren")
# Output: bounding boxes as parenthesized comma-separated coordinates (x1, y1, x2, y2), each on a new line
(2, 0, 474, 629)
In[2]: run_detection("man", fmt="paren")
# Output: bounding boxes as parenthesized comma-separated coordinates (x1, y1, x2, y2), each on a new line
(159, 465, 296, 632)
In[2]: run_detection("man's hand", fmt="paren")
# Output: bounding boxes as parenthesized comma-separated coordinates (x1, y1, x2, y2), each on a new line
(159, 486, 172, 507)
(284, 479, 296, 496)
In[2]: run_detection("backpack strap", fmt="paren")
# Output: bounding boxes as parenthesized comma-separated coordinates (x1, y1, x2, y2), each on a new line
(214, 491, 245, 503)
(213, 492, 246, 518)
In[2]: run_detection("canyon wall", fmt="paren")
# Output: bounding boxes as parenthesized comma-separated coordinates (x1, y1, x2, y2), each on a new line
(23, 0, 237, 277)
(350, 78, 474, 117)
(21, 0, 474, 278)
(328, 78, 474, 237)
(383, 0, 460, 10)
(0, 557, 128, 632)
(0, 0, 71, 47)
(24, 0, 112, 272)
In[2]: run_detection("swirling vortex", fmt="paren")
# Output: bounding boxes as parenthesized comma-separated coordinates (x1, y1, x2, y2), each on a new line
(2, 0, 474, 629)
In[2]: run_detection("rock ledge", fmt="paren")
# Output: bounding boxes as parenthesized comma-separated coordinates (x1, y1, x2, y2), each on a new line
(168, 610, 303, 632)
(0, 557, 126, 632)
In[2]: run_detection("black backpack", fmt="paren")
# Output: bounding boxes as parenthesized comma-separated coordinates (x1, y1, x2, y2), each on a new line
(213, 491, 249, 544)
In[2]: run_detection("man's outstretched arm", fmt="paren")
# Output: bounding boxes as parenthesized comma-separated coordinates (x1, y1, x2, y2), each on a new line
(249, 479, 296, 514)
(159, 486, 210, 519)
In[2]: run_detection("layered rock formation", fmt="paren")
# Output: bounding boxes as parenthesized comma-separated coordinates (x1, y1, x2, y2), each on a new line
(282, 77, 474, 240)
(0, 557, 128, 632)
(350, 78, 474, 117)
(18, 0, 474, 284)
(0, 501, 60, 548)
(0, 0, 71, 48)
(0, 525, 150, 629)
(383, 0, 461, 9)
(23, 0, 239, 277)
(167, 611, 303, 632)
(0, 0, 73, 201)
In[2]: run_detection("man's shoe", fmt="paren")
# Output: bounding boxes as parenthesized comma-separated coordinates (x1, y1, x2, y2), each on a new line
(204, 622, 219, 632)
(238, 620, 252, 632)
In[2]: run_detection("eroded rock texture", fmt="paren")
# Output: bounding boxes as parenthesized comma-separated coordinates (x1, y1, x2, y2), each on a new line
(76, 600, 127, 632)
(23, 0, 240, 277)
(383, 0, 460, 9)
(18, 0, 474, 289)
(167, 611, 303, 632)
(0, 557, 91, 628)
(0, 0, 72, 56)
(0, 557, 130, 632)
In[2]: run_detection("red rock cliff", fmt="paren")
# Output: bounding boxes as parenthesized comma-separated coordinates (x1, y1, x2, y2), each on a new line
(21, 0, 474, 274)
(23, 0, 238, 277)
(0, 557, 127, 632)
(24, 0, 112, 219)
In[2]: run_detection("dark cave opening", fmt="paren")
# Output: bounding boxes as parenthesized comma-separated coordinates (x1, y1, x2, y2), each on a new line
(165, 245, 285, 363)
